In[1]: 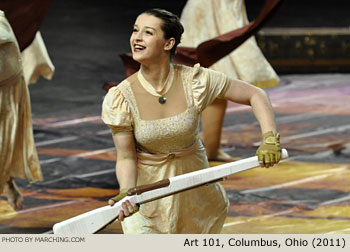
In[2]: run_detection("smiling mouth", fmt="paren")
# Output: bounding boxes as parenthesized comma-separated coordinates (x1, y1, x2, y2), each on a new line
(134, 44, 146, 52)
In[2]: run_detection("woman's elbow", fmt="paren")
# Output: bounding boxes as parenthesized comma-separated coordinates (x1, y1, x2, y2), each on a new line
(251, 87, 268, 101)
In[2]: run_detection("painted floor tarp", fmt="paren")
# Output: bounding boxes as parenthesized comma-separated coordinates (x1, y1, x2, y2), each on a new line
(1, 72, 349, 234)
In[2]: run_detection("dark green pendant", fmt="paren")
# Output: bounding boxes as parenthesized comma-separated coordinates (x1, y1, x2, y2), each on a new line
(158, 96, 166, 104)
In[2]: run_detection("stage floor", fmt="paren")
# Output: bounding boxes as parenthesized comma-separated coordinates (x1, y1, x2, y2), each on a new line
(1, 73, 349, 234)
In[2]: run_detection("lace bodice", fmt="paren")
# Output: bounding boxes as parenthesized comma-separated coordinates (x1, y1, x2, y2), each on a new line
(102, 63, 231, 154)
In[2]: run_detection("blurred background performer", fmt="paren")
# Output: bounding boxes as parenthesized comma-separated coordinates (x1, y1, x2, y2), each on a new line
(0, 0, 53, 210)
(180, 0, 280, 162)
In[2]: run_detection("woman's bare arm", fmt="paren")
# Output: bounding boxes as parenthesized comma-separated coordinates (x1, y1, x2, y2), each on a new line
(223, 79, 281, 168)
(223, 79, 277, 134)
(112, 132, 138, 189)
(109, 132, 138, 220)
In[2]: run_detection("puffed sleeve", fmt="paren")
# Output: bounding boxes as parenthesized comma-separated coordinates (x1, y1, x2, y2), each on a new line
(191, 64, 232, 112)
(101, 86, 133, 135)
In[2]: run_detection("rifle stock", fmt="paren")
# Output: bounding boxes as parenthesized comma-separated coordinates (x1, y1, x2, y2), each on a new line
(53, 149, 288, 234)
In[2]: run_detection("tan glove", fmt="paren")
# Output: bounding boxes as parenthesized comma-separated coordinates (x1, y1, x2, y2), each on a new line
(109, 188, 129, 203)
(256, 131, 281, 168)
(109, 188, 139, 221)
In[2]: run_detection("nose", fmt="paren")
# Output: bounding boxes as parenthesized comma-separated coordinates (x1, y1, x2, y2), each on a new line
(135, 31, 143, 41)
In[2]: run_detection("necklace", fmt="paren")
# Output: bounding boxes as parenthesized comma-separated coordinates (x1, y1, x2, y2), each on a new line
(137, 64, 174, 104)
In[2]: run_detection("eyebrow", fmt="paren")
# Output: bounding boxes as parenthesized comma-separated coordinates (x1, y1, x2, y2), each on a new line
(133, 24, 156, 31)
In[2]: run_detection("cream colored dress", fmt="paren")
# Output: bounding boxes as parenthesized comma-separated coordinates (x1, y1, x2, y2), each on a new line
(21, 31, 55, 85)
(180, 0, 279, 88)
(102, 64, 230, 233)
(0, 11, 42, 194)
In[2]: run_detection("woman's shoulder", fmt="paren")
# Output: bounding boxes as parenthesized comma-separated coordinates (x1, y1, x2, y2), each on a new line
(173, 63, 198, 71)
(173, 63, 202, 77)
(107, 72, 138, 94)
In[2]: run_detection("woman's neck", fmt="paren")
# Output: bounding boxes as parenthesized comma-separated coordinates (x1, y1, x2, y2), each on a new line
(140, 59, 171, 91)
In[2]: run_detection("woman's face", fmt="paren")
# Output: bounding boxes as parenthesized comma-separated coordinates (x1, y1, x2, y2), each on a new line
(130, 14, 169, 64)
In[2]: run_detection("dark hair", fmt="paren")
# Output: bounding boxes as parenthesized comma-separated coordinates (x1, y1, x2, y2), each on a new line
(142, 8, 184, 56)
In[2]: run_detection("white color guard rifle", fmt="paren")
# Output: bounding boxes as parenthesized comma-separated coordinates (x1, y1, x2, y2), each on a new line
(53, 149, 288, 234)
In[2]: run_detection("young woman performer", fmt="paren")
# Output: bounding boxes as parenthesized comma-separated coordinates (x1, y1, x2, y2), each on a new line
(102, 8, 281, 233)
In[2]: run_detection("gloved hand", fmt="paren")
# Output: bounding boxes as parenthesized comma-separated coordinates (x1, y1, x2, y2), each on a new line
(256, 131, 281, 168)
(108, 188, 139, 221)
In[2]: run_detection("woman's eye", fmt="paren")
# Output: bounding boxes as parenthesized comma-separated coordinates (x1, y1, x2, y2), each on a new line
(146, 30, 153, 35)
(132, 28, 138, 32)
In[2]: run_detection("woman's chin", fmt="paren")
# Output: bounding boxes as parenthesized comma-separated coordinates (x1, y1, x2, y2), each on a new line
(132, 54, 144, 64)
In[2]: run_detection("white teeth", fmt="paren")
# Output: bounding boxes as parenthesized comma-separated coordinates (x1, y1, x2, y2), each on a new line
(135, 45, 145, 50)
